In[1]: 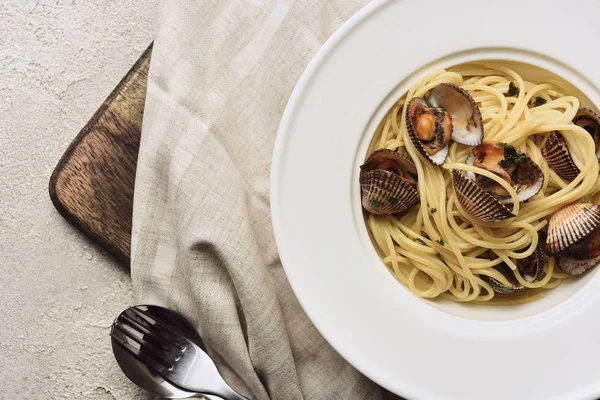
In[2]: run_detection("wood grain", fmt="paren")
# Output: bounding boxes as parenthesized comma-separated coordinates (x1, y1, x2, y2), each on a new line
(49, 44, 152, 266)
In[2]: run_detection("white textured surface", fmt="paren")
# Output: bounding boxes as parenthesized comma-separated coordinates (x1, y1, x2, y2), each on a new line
(0, 1, 157, 398)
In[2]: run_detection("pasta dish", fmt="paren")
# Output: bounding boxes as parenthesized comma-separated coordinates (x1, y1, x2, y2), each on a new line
(360, 62, 600, 304)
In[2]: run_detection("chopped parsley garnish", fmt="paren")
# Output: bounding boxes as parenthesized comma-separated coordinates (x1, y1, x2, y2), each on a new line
(389, 196, 399, 205)
(416, 238, 426, 245)
(533, 97, 547, 107)
(368, 199, 383, 208)
(506, 81, 519, 97)
(436, 239, 445, 246)
(430, 207, 437, 214)
(497, 142, 531, 168)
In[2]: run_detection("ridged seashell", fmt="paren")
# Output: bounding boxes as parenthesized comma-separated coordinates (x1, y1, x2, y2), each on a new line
(428, 83, 484, 146)
(546, 203, 600, 255)
(452, 170, 514, 222)
(481, 263, 524, 294)
(555, 253, 600, 276)
(359, 149, 420, 215)
(406, 98, 451, 165)
(517, 242, 545, 283)
(453, 142, 544, 222)
(541, 131, 580, 181)
(573, 108, 600, 160)
(554, 253, 600, 275)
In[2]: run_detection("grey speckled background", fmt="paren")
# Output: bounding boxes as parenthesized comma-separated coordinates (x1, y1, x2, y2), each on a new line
(1, 1, 158, 398)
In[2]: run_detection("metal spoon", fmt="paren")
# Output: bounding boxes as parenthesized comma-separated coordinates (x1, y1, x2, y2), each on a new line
(111, 305, 245, 399)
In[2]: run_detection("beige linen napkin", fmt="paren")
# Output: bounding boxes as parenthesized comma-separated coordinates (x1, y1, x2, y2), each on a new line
(131, 1, 386, 399)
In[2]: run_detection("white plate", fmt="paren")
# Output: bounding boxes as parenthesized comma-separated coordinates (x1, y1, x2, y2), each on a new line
(271, 1, 600, 399)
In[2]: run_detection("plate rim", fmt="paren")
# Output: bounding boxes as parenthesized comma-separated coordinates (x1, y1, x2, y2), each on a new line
(270, 1, 600, 399)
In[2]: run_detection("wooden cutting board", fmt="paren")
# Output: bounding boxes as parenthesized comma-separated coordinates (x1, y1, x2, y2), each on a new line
(49, 44, 152, 266)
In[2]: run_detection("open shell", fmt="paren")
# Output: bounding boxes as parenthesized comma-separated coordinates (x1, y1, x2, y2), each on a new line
(453, 142, 543, 222)
(541, 131, 580, 181)
(428, 83, 484, 146)
(517, 242, 545, 283)
(452, 170, 514, 222)
(406, 83, 483, 165)
(546, 203, 600, 275)
(406, 98, 451, 165)
(573, 108, 600, 160)
(465, 143, 543, 205)
(506, 159, 544, 203)
(359, 149, 420, 215)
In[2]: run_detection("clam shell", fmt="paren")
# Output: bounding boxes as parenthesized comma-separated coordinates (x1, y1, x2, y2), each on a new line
(405, 98, 449, 165)
(509, 159, 544, 203)
(428, 83, 484, 146)
(545, 203, 600, 255)
(452, 170, 514, 222)
(541, 131, 580, 181)
(360, 169, 419, 214)
(360, 150, 420, 215)
(573, 108, 600, 160)
(517, 242, 545, 283)
(482, 276, 524, 294)
(556, 252, 600, 275)
(481, 263, 523, 294)
(466, 146, 543, 205)
(362, 148, 417, 174)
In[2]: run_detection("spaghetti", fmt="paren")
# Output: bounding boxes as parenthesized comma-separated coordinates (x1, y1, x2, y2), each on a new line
(365, 62, 600, 304)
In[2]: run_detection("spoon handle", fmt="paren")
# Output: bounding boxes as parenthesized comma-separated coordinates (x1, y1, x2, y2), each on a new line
(216, 385, 249, 400)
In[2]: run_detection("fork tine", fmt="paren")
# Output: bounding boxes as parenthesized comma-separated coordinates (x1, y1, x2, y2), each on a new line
(126, 308, 185, 342)
(128, 307, 189, 342)
(118, 312, 177, 352)
(113, 318, 175, 360)
(111, 322, 173, 375)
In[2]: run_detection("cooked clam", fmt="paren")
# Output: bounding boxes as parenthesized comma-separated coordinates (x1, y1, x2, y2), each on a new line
(406, 83, 483, 165)
(453, 142, 543, 222)
(428, 83, 484, 147)
(359, 149, 420, 215)
(541, 131, 580, 182)
(540, 109, 600, 180)
(573, 108, 600, 160)
(546, 202, 600, 275)
(406, 98, 452, 165)
(517, 242, 545, 283)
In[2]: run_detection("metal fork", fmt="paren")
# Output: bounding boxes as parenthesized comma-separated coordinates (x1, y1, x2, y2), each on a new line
(111, 306, 249, 400)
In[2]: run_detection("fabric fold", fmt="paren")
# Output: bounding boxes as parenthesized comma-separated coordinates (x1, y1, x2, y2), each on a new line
(132, 1, 384, 398)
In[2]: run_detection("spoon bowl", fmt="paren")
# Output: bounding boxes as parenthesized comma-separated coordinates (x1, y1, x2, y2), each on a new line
(111, 305, 222, 399)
